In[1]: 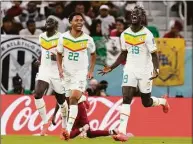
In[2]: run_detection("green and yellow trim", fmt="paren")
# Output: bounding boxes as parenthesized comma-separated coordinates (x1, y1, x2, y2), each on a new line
(124, 33, 147, 46)
(62, 37, 88, 52)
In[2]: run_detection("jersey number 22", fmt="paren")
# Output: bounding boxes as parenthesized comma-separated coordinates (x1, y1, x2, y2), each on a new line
(68, 52, 79, 61)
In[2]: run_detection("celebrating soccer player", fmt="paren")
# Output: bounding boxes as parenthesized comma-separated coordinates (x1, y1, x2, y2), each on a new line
(98, 5, 170, 142)
(34, 17, 67, 136)
(56, 12, 96, 140)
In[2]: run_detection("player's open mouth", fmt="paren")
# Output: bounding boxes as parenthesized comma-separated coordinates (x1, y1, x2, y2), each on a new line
(132, 16, 137, 22)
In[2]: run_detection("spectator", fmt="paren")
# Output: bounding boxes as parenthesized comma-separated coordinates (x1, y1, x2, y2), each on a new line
(19, 20, 42, 35)
(6, 1, 23, 18)
(110, 18, 125, 37)
(48, 2, 69, 32)
(90, 19, 103, 36)
(7, 74, 32, 95)
(163, 20, 183, 38)
(75, 3, 92, 35)
(17, 1, 46, 29)
(89, 1, 107, 18)
(86, 79, 98, 96)
(107, 2, 121, 18)
(1, 16, 19, 35)
(96, 80, 109, 96)
(96, 5, 115, 36)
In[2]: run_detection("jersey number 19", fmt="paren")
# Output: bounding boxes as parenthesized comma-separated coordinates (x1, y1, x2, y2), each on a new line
(132, 46, 139, 54)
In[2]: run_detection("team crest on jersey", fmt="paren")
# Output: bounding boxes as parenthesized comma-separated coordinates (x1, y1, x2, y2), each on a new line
(139, 36, 143, 41)
(52, 41, 56, 46)
(1, 37, 40, 93)
(80, 42, 85, 48)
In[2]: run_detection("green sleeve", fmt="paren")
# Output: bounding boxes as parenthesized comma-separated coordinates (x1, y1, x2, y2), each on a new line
(24, 89, 32, 95)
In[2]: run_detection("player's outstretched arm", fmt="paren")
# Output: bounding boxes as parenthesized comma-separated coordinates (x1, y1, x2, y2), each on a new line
(110, 50, 127, 70)
(150, 51, 159, 80)
(98, 51, 127, 75)
(88, 52, 96, 79)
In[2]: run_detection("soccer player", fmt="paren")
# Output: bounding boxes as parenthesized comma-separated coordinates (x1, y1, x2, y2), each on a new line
(51, 95, 118, 139)
(56, 12, 96, 140)
(34, 17, 67, 136)
(98, 5, 170, 142)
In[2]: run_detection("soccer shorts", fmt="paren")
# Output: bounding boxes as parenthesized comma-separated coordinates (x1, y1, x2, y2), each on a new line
(122, 68, 153, 93)
(36, 72, 65, 94)
(63, 72, 87, 92)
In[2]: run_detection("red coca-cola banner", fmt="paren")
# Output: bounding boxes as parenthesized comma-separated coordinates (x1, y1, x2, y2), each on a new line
(1, 95, 192, 137)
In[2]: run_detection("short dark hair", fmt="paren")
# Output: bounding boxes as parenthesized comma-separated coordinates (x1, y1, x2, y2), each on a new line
(116, 18, 125, 24)
(26, 19, 35, 26)
(68, 12, 83, 22)
(100, 80, 108, 85)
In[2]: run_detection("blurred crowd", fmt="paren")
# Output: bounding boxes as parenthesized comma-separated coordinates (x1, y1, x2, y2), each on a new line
(1, 1, 155, 37)
(1, 1, 189, 37)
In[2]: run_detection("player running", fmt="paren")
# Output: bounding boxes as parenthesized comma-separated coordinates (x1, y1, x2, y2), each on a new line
(98, 5, 170, 142)
(34, 17, 67, 136)
(56, 12, 96, 140)
(51, 94, 118, 139)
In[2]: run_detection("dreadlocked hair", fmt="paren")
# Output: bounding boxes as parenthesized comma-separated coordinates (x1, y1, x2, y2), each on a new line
(134, 5, 147, 26)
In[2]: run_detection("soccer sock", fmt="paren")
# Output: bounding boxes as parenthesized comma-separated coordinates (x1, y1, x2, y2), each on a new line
(109, 129, 117, 135)
(70, 129, 81, 139)
(67, 105, 78, 133)
(118, 104, 130, 135)
(34, 98, 48, 124)
(87, 130, 109, 138)
(78, 95, 86, 103)
(59, 101, 68, 128)
(151, 96, 166, 106)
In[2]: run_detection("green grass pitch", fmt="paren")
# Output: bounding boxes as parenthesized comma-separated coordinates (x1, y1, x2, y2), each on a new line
(1, 136, 192, 144)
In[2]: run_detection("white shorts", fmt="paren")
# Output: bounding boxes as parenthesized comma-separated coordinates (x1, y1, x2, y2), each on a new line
(63, 72, 87, 92)
(36, 72, 65, 94)
(122, 69, 153, 93)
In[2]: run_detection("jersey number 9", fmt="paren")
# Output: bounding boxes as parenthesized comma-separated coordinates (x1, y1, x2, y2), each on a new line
(132, 46, 139, 54)
(68, 52, 79, 61)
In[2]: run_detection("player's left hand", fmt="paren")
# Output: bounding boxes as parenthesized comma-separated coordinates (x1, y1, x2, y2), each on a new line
(149, 69, 159, 80)
(87, 71, 93, 79)
(98, 66, 112, 76)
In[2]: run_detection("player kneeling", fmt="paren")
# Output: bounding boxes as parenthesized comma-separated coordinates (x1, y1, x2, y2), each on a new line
(51, 94, 118, 140)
